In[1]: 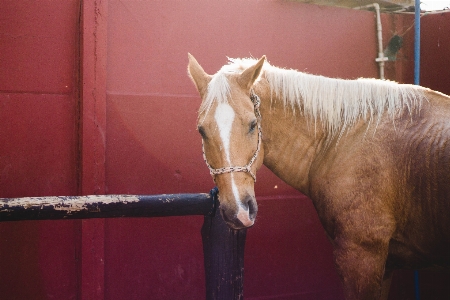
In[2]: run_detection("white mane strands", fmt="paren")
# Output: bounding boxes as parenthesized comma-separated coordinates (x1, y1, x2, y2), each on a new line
(263, 63, 424, 137)
(201, 57, 425, 136)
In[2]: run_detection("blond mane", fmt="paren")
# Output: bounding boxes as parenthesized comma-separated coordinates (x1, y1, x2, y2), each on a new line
(200, 58, 425, 136)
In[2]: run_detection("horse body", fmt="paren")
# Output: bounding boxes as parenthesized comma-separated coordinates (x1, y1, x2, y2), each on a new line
(188, 54, 450, 299)
(385, 93, 450, 268)
(256, 76, 450, 298)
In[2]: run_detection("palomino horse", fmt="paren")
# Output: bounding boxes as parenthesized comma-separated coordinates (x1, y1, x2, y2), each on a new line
(187, 54, 450, 300)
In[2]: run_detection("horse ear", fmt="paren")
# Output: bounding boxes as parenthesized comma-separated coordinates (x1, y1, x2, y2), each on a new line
(238, 55, 266, 91)
(187, 53, 212, 98)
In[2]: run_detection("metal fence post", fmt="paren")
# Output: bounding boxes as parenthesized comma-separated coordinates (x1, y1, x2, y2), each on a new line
(202, 187, 247, 300)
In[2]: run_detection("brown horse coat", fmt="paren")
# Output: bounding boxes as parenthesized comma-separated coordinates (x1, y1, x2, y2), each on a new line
(188, 54, 450, 300)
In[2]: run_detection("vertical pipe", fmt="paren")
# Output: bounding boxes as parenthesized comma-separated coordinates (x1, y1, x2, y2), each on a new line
(373, 3, 386, 80)
(414, 2, 421, 299)
(414, 271, 420, 300)
(354, 3, 387, 79)
(414, 0, 421, 85)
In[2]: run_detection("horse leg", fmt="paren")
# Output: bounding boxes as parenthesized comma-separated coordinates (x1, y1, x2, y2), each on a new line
(333, 241, 389, 300)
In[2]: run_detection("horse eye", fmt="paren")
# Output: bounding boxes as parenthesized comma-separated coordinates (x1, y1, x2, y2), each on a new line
(249, 119, 258, 134)
(198, 126, 207, 139)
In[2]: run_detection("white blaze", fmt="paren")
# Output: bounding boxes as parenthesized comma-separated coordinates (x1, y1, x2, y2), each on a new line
(214, 103, 235, 165)
(214, 103, 253, 226)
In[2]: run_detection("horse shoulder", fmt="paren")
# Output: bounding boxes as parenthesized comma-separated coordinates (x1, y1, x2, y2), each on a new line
(308, 129, 397, 242)
(308, 134, 398, 299)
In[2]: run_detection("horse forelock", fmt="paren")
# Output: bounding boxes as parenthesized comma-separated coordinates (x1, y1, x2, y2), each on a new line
(199, 57, 425, 136)
(198, 58, 265, 122)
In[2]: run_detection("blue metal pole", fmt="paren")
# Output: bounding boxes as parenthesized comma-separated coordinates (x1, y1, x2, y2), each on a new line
(414, 0, 421, 85)
(414, 1, 421, 299)
(414, 1, 421, 298)
(414, 270, 420, 300)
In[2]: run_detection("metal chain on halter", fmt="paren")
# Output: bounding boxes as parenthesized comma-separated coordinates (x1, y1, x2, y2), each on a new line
(202, 92, 262, 182)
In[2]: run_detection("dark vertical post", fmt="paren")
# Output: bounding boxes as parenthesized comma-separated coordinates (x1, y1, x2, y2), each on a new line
(202, 188, 247, 300)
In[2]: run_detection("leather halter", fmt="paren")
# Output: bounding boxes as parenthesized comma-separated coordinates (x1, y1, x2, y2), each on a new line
(202, 93, 262, 182)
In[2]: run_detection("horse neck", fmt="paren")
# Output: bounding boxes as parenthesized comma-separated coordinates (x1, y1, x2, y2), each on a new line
(255, 84, 328, 196)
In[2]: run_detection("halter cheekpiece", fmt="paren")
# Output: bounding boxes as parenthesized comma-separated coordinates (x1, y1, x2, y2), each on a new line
(202, 92, 262, 182)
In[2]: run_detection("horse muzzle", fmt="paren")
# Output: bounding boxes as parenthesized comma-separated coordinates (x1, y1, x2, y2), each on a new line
(219, 194, 258, 230)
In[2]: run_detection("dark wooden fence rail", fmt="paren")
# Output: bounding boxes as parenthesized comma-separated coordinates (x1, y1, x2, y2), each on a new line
(0, 188, 246, 300)
(0, 193, 215, 221)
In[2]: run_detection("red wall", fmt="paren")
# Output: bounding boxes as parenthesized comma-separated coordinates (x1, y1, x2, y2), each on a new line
(394, 11, 450, 96)
(420, 12, 450, 95)
(0, 1, 80, 299)
(0, 1, 449, 299)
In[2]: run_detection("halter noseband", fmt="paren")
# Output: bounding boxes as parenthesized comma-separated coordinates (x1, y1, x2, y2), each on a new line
(202, 93, 262, 182)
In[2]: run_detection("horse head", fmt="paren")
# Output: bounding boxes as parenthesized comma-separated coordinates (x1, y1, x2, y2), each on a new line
(188, 54, 266, 229)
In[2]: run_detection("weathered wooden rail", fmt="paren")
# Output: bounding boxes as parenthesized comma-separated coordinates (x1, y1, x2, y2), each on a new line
(0, 193, 215, 221)
(0, 188, 247, 300)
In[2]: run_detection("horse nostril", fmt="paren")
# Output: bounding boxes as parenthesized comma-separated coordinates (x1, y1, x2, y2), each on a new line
(248, 202, 255, 220)
(243, 195, 257, 220)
